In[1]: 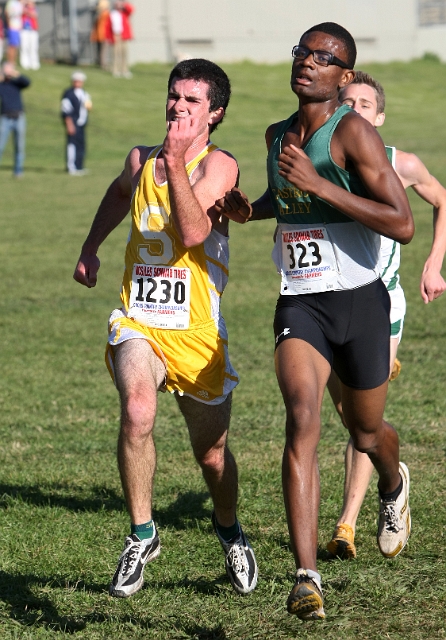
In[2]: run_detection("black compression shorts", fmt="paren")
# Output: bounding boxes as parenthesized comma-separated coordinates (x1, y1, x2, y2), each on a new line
(273, 279, 390, 390)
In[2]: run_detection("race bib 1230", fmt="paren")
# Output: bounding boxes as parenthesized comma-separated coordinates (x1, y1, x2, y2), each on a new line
(128, 264, 191, 329)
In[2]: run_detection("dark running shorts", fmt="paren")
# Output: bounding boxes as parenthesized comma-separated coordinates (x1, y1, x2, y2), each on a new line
(274, 279, 390, 390)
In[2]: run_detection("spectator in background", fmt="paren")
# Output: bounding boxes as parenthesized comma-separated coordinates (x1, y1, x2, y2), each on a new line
(91, 0, 110, 70)
(0, 61, 30, 177)
(0, 7, 5, 64)
(106, 1, 134, 78)
(61, 71, 92, 176)
(5, 0, 23, 65)
(20, 1, 40, 70)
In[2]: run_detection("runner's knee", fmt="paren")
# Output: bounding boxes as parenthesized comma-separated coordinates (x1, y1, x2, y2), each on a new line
(120, 390, 155, 440)
(350, 429, 379, 454)
(285, 403, 321, 446)
(194, 443, 227, 473)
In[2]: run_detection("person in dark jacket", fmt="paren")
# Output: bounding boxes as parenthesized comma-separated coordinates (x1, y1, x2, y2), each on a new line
(61, 71, 92, 175)
(0, 62, 30, 177)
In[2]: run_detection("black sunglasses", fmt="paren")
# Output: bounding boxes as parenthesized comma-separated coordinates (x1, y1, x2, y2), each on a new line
(291, 45, 349, 69)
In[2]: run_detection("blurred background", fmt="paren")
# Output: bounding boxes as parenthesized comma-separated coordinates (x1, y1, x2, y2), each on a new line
(3, 0, 446, 67)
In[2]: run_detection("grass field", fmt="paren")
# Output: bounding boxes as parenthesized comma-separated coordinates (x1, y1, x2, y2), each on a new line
(0, 57, 445, 639)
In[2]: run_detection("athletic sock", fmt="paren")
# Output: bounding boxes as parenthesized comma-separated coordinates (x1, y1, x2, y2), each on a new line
(131, 520, 155, 541)
(296, 567, 322, 593)
(305, 569, 322, 589)
(215, 519, 240, 542)
(379, 476, 403, 502)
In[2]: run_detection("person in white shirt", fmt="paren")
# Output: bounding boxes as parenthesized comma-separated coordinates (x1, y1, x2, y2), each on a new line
(61, 71, 92, 175)
(20, 1, 40, 70)
(108, 1, 133, 78)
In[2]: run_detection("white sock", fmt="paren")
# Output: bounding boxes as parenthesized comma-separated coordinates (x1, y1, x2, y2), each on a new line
(298, 568, 322, 591)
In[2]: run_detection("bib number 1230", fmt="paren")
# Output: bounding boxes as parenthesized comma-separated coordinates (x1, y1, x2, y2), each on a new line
(128, 264, 191, 329)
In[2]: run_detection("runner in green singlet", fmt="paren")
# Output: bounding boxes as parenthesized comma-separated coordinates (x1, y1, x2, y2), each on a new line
(215, 22, 414, 621)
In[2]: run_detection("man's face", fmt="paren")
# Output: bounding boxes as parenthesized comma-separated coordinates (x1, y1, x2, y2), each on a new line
(339, 83, 385, 127)
(166, 77, 217, 134)
(2, 63, 14, 78)
(290, 31, 352, 101)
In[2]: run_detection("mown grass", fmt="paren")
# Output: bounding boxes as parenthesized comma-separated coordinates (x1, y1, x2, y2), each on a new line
(0, 58, 445, 638)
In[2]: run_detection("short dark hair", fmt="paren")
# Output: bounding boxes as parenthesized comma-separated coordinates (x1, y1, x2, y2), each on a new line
(346, 69, 386, 113)
(167, 58, 231, 132)
(302, 22, 357, 69)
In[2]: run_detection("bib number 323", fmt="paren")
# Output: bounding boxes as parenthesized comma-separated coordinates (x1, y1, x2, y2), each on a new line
(280, 227, 338, 293)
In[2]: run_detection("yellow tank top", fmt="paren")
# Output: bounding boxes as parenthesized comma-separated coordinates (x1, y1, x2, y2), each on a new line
(120, 143, 230, 331)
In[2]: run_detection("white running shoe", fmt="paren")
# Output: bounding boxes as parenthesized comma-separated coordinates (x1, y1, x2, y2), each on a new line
(109, 532, 161, 597)
(377, 461, 411, 558)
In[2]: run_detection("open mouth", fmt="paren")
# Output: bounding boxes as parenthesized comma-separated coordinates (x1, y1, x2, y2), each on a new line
(294, 73, 312, 85)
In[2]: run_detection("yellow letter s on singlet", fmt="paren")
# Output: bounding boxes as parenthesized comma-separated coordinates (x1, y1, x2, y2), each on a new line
(138, 204, 174, 265)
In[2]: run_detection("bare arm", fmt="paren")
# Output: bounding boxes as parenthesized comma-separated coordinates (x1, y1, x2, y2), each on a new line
(163, 119, 238, 246)
(251, 191, 275, 220)
(214, 121, 281, 223)
(73, 148, 141, 287)
(278, 113, 414, 244)
(422, 206, 446, 302)
(214, 187, 275, 222)
(396, 150, 446, 302)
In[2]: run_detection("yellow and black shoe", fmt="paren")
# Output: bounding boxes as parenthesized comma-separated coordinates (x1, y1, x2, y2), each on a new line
(326, 523, 356, 559)
(389, 358, 402, 381)
(287, 569, 325, 620)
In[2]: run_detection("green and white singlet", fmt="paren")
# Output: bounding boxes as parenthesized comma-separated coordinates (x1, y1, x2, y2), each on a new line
(381, 146, 406, 340)
(268, 105, 381, 294)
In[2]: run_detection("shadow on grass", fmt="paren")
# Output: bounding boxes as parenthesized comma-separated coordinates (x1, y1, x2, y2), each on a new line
(0, 484, 213, 530)
(318, 545, 337, 562)
(181, 624, 228, 639)
(262, 535, 332, 562)
(155, 490, 211, 530)
(154, 574, 231, 597)
(0, 571, 229, 637)
(0, 483, 125, 513)
(0, 571, 103, 632)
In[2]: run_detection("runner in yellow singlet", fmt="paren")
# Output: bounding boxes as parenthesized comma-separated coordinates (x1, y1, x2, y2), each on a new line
(73, 59, 258, 599)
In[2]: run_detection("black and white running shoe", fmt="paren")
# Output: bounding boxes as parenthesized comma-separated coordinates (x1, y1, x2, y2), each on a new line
(212, 512, 258, 594)
(109, 532, 161, 598)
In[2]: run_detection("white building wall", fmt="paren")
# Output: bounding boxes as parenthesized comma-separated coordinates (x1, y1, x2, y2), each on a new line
(416, 24, 446, 59)
(127, 0, 446, 65)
